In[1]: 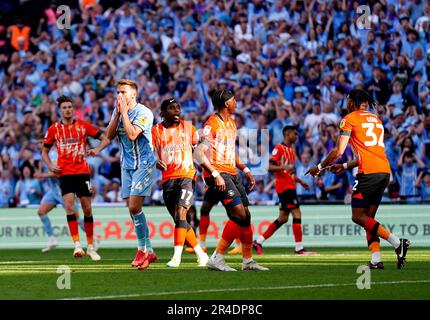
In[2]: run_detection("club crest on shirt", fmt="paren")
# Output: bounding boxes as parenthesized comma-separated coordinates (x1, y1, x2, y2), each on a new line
(203, 125, 212, 136)
(272, 148, 278, 156)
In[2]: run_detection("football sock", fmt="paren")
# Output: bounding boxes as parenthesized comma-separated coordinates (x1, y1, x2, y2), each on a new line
(185, 226, 199, 248)
(84, 216, 94, 246)
(239, 225, 253, 259)
(260, 219, 283, 243)
(132, 212, 147, 251)
(66, 214, 80, 243)
(367, 232, 381, 263)
(292, 218, 303, 244)
(40, 215, 54, 237)
(388, 234, 401, 248)
(363, 217, 398, 246)
(215, 220, 240, 255)
(173, 220, 187, 260)
(143, 212, 153, 253)
(199, 215, 210, 246)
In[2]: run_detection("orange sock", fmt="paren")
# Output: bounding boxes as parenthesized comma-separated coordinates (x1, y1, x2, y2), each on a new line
(84, 216, 94, 246)
(67, 214, 79, 243)
(262, 220, 281, 240)
(215, 220, 240, 255)
(174, 227, 187, 246)
(376, 225, 390, 240)
(239, 226, 253, 259)
(199, 215, 209, 242)
(369, 241, 380, 253)
(185, 227, 199, 248)
(364, 217, 391, 240)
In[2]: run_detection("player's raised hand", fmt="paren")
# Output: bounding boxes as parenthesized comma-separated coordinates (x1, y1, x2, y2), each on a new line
(246, 172, 255, 191)
(215, 175, 226, 192)
(117, 95, 128, 114)
(156, 160, 167, 171)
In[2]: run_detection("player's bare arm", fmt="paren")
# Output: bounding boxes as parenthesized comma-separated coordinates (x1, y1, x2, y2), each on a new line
(235, 153, 255, 191)
(268, 160, 295, 174)
(194, 141, 226, 191)
(307, 134, 350, 177)
(330, 158, 359, 174)
(105, 112, 120, 140)
(41, 145, 61, 175)
(88, 133, 112, 157)
(294, 176, 309, 189)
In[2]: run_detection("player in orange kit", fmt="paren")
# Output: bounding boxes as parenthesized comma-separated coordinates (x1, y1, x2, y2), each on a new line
(195, 89, 268, 271)
(253, 125, 317, 255)
(152, 98, 209, 267)
(307, 89, 410, 269)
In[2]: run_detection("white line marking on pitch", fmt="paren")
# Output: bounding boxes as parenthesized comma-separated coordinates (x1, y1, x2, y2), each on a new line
(61, 280, 430, 300)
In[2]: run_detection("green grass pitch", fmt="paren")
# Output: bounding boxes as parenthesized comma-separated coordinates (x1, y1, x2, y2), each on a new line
(1, 247, 429, 300)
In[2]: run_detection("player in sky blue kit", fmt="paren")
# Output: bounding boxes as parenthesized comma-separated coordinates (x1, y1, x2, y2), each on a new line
(98, 79, 157, 270)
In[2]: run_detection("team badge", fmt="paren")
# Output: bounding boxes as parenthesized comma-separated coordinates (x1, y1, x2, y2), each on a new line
(272, 148, 278, 156)
(203, 125, 212, 136)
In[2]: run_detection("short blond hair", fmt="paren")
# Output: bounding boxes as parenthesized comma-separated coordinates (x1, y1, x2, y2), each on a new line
(116, 79, 138, 93)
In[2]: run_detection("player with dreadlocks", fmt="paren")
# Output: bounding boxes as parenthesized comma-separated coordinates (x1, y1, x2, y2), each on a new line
(307, 89, 410, 269)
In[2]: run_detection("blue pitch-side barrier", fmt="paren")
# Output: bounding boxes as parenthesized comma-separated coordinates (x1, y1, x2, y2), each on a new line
(0, 205, 429, 248)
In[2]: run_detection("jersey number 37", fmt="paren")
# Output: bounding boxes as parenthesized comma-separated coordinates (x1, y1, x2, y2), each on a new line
(362, 123, 384, 147)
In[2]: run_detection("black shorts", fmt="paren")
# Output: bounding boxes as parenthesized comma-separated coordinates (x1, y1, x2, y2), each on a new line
(59, 174, 92, 197)
(278, 189, 300, 211)
(351, 173, 390, 208)
(203, 185, 220, 206)
(204, 173, 249, 208)
(162, 178, 195, 216)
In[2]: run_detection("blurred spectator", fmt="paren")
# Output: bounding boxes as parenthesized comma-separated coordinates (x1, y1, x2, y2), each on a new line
(1, 0, 430, 204)
(14, 164, 42, 206)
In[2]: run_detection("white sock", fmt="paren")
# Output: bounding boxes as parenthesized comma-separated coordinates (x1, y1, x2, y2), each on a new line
(74, 241, 81, 248)
(295, 243, 303, 251)
(199, 240, 206, 248)
(194, 244, 206, 257)
(88, 244, 94, 251)
(49, 235, 57, 241)
(371, 251, 381, 264)
(387, 234, 400, 248)
(138, 246, 145, 252)
(256, 235, 265, 244)
(147, 247, 154, 254)
(243, 257, 253, 264)
(172, 245, 183, 261)
(211, 251, 224, 260)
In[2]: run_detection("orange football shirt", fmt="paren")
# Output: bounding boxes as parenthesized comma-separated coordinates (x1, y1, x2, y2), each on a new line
(152, 120, 198, 183)
(201, 114, 237, 178)
(339, 110, 391, 174)
(270, 143, 296, 193)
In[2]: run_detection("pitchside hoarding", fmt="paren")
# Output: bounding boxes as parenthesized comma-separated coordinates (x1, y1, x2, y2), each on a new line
(0, 205, 429, 248)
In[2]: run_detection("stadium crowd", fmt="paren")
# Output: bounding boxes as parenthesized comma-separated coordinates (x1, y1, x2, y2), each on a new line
(1, 0, 430, 207)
